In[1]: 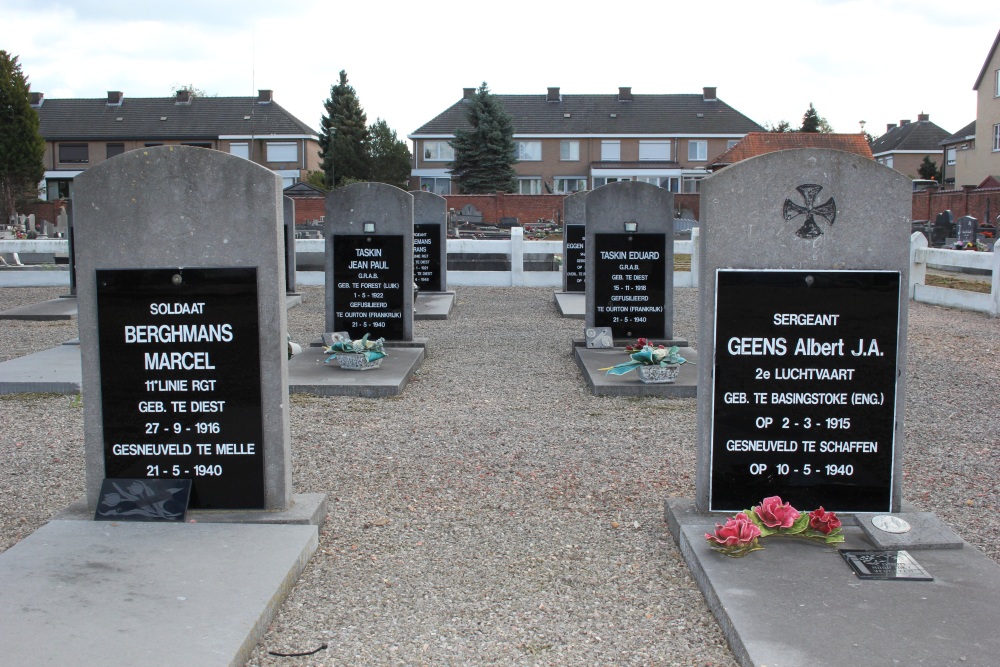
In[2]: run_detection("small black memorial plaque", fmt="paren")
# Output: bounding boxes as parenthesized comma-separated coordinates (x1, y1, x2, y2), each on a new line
(710, 270, 900, 512)
(94, 478, 192, 522)
(332, 234, 406, 339)
(565, 224, 586, 293)
(96, 267, 264, 509)
(592, 233, 667, 338)
(840, 550, 933, 581)
(413, 223, 442, 292)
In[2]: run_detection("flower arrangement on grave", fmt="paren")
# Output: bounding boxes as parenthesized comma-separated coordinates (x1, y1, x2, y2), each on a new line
(600, 338, 686, 376)
(705, 496, 844, 558)
(952, 240, 989, 251)
(323, 333, 387, 366)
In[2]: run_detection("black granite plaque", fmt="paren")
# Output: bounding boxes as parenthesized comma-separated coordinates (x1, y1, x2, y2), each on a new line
(592, 233, 667, 338)
(414, 223, 442, 292)
(709, 270, 900, 513)
(840, 550, 933, 581)
(94, 478, 192, 522)
(564, 224, 586, 293)
(332, 234, 406, 339)
(96, 267, 264, 509)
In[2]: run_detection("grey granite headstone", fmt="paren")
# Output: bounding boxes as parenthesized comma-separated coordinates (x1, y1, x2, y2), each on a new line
(562, 190, 587, 293)
(585, 181, 674, 340)
(74, 145, 292, 511)
(412, 190, 448, 293)
(325, 183, 414, 341)
(696, 148, 911, 513)
(956, 215, 977, 244)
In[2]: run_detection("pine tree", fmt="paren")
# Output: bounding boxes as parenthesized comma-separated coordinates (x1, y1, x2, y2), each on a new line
(367, 119, 411, 190)
(319, 70, 370, 188)
(448, 82, 518, 194)
(0, 51, 45, 222)
(799, 103, 821, 133)
(918, 156, 940, 182)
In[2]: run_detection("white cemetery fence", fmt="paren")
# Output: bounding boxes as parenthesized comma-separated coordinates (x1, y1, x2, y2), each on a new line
(5, 230, 1000, 317)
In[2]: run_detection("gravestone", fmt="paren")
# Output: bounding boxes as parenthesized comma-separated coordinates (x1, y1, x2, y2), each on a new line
(562, 190, 587, 293)
(73, 145, 293, 511)
(325, 182, 414, 341)
(412, 191, 447, 293)
(585, 180, 674, 340)
(696, 148, 910, 513)
(956, 215, 977, 244)
(931, 210, 954, 246)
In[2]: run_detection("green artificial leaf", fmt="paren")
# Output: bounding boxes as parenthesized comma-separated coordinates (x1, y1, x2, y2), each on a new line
(784, 513, 811, 535)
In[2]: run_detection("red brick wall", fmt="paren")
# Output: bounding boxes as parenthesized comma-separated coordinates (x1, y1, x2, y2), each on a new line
(17, 200, 66, 226)
(286, 195, 326, 225)
(443, 192, 700, 224)
(912, 187, 1000, 224)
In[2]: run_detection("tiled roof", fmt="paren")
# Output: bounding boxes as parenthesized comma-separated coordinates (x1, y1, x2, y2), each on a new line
(711, 132, 873, 168)
(410, 92, 763, 137)
(34, 94, 317, 141)
(973, 29, 1000, 90)
(870, 119, 951, 155)
(941, 121, 976, 145)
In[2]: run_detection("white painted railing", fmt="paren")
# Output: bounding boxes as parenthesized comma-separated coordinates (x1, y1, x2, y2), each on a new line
(1, 227, 702, 289)
(909, 231, 1000, 317)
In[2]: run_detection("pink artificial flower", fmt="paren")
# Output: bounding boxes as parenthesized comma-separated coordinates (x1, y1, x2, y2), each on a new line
(705, 512, 761, 547)
(808, 507, 842, 535)
(754, 496, 800, 529)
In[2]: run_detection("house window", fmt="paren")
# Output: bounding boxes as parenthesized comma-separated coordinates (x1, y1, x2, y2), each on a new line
(423, 141, 454, 161)
(682, 175, 704, 193)
(688, 140, 707, 161)
(182, 142, 212, 148)
(885, 155, 894, 168)
(554, 177, 586, 193)
(145, 143, 163, 147)
(994, 123, 1000, 152)
(947, 148, 956, 166)
(518, 178, 542, 194)
(560, 140, 580, 161)
(266, 142, 298, 163)
(601, 140, 621, 161)
(516, 141, 542, 161)
(593, 176, 630, 187)
(230, 143, 250, 159)
(639, 140, 670, 161)
(106, 143, 125, 159)
(420, 177, 451, 195)
(727, 139, 740, 149)
(58, 143, 89, 164)
(996, 69, 1000, 97)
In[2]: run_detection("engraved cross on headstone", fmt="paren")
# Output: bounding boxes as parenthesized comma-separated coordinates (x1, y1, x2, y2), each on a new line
(783, 184, 837, 239)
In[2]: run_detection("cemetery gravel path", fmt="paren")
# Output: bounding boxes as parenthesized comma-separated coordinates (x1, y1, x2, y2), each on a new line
(1, 285, 998, 666)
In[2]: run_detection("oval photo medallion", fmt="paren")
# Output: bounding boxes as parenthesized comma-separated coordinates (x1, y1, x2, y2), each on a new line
(871, 515, 911, 534)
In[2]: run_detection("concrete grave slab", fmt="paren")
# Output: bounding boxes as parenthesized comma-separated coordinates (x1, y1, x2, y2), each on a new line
(287, 345, 425, 397)
(0, 297, 78, 320)
(0, 344, 82, 394)
(574, 345, 698, 397)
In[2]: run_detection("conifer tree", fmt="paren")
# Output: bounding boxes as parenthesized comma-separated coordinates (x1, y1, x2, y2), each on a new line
(799, 103, 821, 133)
(367, 119, 412, 190)
(0, 51, 45, 222)
(448, 82, 518, 194)
(319, 71, 370, 188)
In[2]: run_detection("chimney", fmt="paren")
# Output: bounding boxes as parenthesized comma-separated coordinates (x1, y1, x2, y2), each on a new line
(29, 92, 43, 108)
(107, 91, 124, 106)
(886, 123, 897, 132)
(703, 86, 717, 101)
(917, 112, 929, 122)
(463, 87, 476, 100)
(547, 87, 560, 102)
(175, 89, 191, 104)
(618, 86, 633, 102)
(257, 89, 273, 104)
(899, 119, 910, 126)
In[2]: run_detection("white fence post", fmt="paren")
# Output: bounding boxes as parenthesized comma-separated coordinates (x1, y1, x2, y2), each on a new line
(992, 248, 1000, 318)
(510, 227, 524, 287)
(909, 231, 927, 298)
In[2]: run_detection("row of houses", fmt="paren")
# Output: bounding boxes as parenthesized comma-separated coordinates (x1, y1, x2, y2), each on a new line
(27, 29, 1000, 204)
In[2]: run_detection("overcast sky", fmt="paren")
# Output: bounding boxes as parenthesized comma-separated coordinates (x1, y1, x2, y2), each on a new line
(4, 0, 999, 145)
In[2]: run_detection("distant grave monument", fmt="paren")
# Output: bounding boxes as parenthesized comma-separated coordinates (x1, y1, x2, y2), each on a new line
(562, 190, 587, 293)
(695, 149, 911, 513)
(325, 182, 414, 341)
(585, 181, 674, 340)
(412, 190, 448, 293)
(74, 145, 293, 511)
